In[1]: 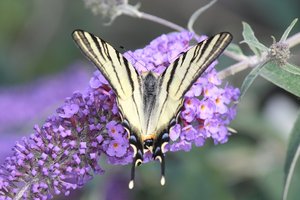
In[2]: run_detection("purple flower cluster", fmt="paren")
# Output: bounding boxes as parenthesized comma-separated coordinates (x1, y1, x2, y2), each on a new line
(0, 31, 239, 199)
(0, 72, 131, 199)
(169, 78, 239, 152)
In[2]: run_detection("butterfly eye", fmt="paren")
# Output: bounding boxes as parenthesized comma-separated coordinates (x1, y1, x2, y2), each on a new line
(144, 139, 154, 148)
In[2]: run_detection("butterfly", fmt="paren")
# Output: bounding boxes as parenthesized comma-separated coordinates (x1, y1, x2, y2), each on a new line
(72, 30, 232, 189)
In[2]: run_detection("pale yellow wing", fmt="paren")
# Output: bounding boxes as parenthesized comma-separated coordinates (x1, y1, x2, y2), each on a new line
(73, 30, 147, 137)
(148, 32, 233, 135)
(160, 32, 232, 100)
(72, 30, 140, 100)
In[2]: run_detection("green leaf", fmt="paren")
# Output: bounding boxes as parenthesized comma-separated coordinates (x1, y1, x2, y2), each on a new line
(260, 62, 300, 97)
(280, 18, 298, 42)
(226, 43, 245, 56)
(240, 61, 267, 99)
(283, 63, 300, 76)
(241, 22, 268, 55)
(283, 111, 300, 200)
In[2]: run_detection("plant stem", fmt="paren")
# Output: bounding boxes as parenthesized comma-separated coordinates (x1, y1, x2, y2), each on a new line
(14, 178, 38, 200)
(137, 11, 186, 32)
(286, 32, 300, 48)
(135, 10, 246, 61)
(217, 59, 251, 80)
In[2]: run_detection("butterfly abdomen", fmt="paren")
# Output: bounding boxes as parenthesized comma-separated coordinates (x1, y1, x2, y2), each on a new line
(143, 72, 158, 111)
(142, 72, 159, 134)
(143, 72, 158, 96)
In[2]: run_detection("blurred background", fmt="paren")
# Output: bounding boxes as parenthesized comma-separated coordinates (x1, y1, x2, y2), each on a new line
(0, 0, 300, 199)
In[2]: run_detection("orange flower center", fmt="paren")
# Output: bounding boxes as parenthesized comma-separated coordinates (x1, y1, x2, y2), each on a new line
(186, 99, 192, 105)
(205, 89, 209, 95)
(113, 143, 119, 148)
(200, 105, 206, 110)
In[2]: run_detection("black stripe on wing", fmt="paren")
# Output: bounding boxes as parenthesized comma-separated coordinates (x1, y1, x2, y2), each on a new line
(160, 32, 232, 100)
(72, 29, 139, 99)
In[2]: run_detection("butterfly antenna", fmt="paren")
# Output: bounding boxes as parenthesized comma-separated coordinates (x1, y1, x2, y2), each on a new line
(120, 45, 150, 72)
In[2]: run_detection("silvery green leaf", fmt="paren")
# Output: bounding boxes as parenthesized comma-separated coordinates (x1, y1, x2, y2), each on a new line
(240, 61, 267, 99)
(260, 62, 300, 97)
(280, 18, 298, 42)
(282, 63, 300, 76)
(241, 22, 268, 56)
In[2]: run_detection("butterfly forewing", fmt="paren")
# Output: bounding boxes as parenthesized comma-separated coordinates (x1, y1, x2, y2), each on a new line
(72, 30, 139, 100)
(161, 32, 232, 100)
(72, 30, 146, 137)
(147, 32, 233, 138)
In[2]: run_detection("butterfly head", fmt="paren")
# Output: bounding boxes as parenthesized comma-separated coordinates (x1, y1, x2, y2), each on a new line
(143, 138, 154, 152)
